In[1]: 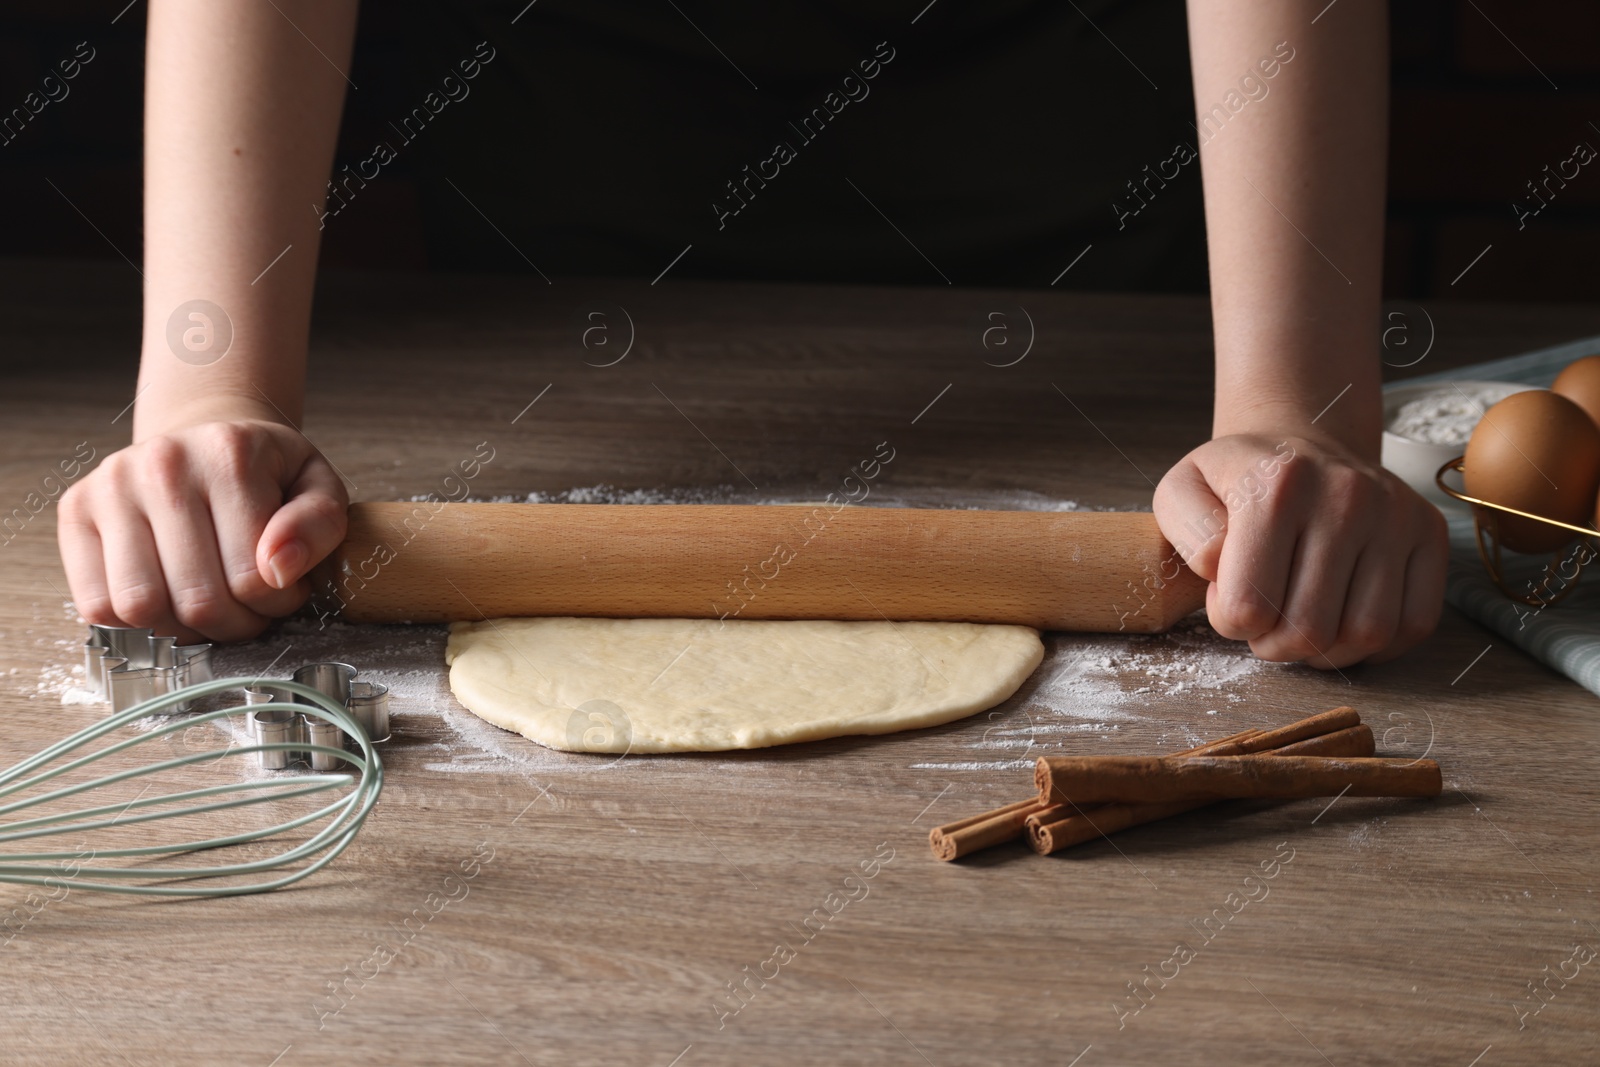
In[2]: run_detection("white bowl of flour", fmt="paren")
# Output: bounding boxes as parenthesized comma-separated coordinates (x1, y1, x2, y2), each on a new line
(1381, 379, 1536, 510)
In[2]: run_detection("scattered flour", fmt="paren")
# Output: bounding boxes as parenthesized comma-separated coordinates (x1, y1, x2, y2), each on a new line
(17, 602, 93, 704)
(33, 659, 82, 702)
(208, 618, 583, 779)
(911, 759, 1035, 772)
(418, 484, 1087, 512)
(35, 489, 1266, 784)
(444, 484, 740, 506)
(1346, 817, 1389, 850)
(941, 618, 1270, 771)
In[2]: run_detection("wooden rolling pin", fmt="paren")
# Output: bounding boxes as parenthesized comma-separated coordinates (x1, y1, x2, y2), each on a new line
(314, 502, 1207, 632)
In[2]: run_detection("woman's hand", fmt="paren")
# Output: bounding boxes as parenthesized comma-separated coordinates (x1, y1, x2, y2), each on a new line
(1153, 431, 1448, 669)
(59, 410, 347, 643)
(77, 0, 362, 642)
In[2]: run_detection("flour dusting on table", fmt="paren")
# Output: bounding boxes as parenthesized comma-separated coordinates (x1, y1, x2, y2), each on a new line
(35, 486, 1262, 780)
(913, 619, 1269, 772)
(433, 483, 1088, 512)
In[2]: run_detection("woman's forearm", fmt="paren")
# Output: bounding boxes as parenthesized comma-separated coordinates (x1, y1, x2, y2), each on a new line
(1186, 0, 1389, 458)
(136, 0, 359, 441)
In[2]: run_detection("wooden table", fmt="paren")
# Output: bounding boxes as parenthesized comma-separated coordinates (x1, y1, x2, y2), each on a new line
(2, 259, 1598, 1065)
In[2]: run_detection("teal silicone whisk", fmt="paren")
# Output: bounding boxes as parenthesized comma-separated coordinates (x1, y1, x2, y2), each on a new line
(0, 678, 382, 898)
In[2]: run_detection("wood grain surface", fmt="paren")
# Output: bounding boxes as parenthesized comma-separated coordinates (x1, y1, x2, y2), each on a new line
(1, 259, 1598, 1065)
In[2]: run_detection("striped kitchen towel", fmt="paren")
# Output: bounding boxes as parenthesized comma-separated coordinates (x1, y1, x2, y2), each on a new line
(1401, 334, 1600, 698)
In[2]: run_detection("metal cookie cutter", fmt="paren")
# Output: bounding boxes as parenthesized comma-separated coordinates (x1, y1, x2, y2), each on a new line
(244, 662, 391, 771)
(84, 625, 214, 713)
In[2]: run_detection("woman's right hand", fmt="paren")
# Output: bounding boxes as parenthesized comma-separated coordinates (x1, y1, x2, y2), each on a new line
(59, 412, 348, 643)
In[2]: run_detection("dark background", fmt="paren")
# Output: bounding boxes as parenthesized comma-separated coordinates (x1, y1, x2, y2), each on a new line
(0, 0, 1594, 298)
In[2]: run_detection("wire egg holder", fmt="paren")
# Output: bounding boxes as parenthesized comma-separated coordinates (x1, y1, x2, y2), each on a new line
(1435, 457, 1600, 607)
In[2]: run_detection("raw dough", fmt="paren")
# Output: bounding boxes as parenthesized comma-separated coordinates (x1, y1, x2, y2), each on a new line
(445, 616, 1044, 753)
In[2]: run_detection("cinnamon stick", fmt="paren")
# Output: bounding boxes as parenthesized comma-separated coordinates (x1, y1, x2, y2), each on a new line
(927, 728, 1262, 862)
(1266, 724, 1374, 758)
(928, 797, 1051, 861)
(1030, 706, 1359, 799)
(1036, 753, 1441, 807)
(1231, 706, 1359, 753)
(933, 796, 1040, 838)
(1027, 727, 1271, 826)
(1027, 724, 1374, 854)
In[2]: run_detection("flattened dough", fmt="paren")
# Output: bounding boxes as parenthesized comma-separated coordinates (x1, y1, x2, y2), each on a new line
(445, 617, 1044, 753)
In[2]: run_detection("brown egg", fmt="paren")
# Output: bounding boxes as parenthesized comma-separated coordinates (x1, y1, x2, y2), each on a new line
(1462, 389, 1600, 552)
(1553, 355, 1600, 432)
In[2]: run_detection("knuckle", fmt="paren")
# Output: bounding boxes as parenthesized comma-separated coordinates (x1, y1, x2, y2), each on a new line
(111, 583, 168, 627)
(1324, 463, 1366, 496)
(169, 584, 230, 633)
(57, 482, 90, 525)
(1275, 617, 1333, 661)
(1212, 591, 1277, 638)
(1296, 622, 1338, 657)
(1274, 638, 1319, 663)
(223, 566, 266, 602)
(86, 451, 126, 491)
(1265, 453, 1309, 498)
(73, 593, 118, 626)
(1254, 477, 1299, 525)
(1207, 610, 1247, 639)
(1396, 610, 1440, 649)
(1342, 617, 1394, 655)
(1376, 471, 1408, 508)
(1321, 471, 1373, 527)
(140, 438, 189, 498)
(1247, 633, 1299, 664)
(1239, 606, 1283, 638)
(199, 423, 261, 481)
